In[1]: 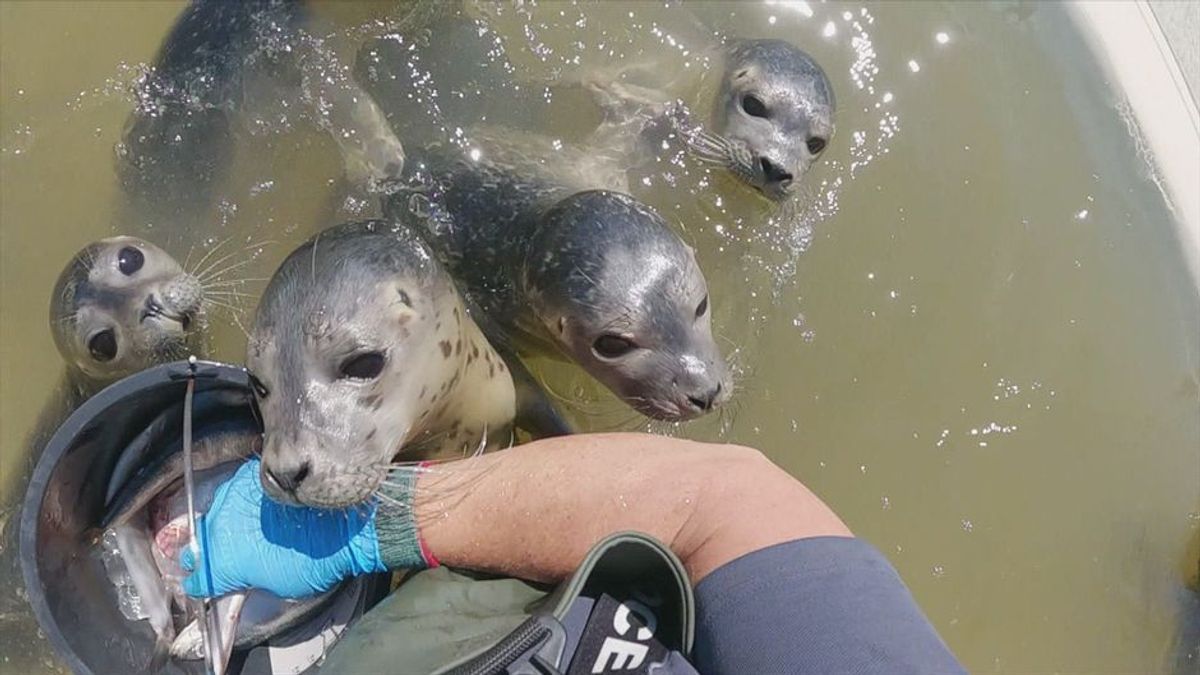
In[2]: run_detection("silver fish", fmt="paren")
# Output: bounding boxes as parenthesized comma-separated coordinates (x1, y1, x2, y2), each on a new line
(102, 422, 333, 672)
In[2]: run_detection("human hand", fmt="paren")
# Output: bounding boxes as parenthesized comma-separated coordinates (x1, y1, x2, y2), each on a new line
(180, 458, 387, 598)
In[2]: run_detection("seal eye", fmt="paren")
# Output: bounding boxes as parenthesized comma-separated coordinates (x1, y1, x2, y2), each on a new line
(87, 329, 118, 362)
(117, 246, 144, 276)
(741, 94, 768, 118)
(806, 136, 827, 155)
(339, 351, 386, 380)
(593, 334, 637, 359)
(695, 295, 709, 319)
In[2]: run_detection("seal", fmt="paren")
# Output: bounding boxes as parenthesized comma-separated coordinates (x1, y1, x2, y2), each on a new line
(247, 220, 516, 508)
(50, 236, 205, 395)
(580, 38, 836, 202)
(0, 236, 208, 670)
(386, 130, 733, 423)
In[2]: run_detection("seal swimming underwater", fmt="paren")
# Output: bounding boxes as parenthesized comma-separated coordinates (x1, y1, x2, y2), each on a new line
(248, 220, 516, 508)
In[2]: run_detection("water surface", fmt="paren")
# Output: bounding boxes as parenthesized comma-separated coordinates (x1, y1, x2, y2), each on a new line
(1, 2, 1197, 673)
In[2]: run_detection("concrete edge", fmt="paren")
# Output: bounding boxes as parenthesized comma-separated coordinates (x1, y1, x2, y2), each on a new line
(1067, 0, 1200, 289)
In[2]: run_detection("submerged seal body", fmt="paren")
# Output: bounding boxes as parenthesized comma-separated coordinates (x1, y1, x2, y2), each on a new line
(388, 133, 733, 422)
(249, 220, 516, 508)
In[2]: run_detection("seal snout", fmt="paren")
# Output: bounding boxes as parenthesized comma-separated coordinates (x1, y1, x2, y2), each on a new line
(142, 274, 204, 330)
(262, 459, 311, 499)
(757, 156, 795, 196)
(663, 353, 733, 420)
(259, 451, 313, 506)
(686, 382, 724, 413)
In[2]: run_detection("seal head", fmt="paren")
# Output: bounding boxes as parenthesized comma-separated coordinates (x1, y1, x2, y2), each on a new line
(712, 39, 835, 201)
(50, 236, 203, 385)
(524, 191, 732, 420)
(250, 221, 515, 508)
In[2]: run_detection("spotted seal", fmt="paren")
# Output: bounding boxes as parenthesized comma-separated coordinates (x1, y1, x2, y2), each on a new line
(384, 129, 733, 423)
(579, 38, 835, 202)
(248, 220, 516, 508)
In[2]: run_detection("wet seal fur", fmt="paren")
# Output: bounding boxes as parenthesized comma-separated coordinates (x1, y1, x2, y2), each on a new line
(51, 236, 205, 393)
(582, 37, 835, 202)
(385, 130, 733, 423)
(249, 220, 516, 508)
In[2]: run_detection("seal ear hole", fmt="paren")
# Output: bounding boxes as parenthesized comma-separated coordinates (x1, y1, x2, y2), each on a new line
(695, 294, 709, 319)
(117, 246, 144, 276)
(806, 136, 827, 155)
(396, 288, 413, 308)
(741, 94, 768, 118)
(87, 329, 118, 362)
(593, 334, 637, 360)
(339, 351, 387, 380)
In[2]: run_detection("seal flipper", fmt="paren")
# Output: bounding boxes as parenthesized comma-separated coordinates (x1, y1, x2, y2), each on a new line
(496, 348, 573, 439)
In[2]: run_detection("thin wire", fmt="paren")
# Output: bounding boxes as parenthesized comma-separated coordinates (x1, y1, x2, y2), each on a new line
(181, 360, 217, 675)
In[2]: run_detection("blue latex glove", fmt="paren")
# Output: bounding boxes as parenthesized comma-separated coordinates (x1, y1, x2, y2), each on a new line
(180, 458, 388, 598)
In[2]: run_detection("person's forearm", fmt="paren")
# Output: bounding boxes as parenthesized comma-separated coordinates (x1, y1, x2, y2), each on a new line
(400, 433, 851, 583)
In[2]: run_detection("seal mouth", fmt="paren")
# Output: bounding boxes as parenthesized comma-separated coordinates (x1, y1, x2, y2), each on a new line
(141, 295, 193, 331)
(633, 397, 699, 422)
(753, 180, 794, 203)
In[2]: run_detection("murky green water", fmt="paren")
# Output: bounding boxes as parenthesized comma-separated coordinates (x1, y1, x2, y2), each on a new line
(2, 2, 1197, 673)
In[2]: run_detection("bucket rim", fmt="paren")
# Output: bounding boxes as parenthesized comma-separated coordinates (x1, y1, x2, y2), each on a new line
(18, 358, 254, 674)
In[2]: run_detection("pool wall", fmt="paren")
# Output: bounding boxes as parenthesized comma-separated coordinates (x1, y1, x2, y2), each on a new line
(1067, 0, 1200, 289)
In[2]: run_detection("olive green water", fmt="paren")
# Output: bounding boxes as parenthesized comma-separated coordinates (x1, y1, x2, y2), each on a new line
(2, 1, 1198, 673)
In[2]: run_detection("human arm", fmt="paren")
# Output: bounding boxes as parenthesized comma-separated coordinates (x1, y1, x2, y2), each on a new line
(182, 432, 850, 595)
(403, 432, 851, 584)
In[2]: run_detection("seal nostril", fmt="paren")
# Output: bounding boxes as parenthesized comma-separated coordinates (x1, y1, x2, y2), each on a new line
(758, 158, 793, 188)
(266, 461, 310, 493)
(687, 384, 723, 412)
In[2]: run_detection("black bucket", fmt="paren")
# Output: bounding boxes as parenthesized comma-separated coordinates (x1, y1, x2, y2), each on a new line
(19, 359, 387, 674)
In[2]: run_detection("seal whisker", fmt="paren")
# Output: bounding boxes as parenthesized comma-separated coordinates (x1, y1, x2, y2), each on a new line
(198, 258, 258, 284)
(190, 238, 245, 281)
(202, 290, 258, 303)
(201, 278, 270, 288)
(199, 298, 245, 313)
(194, 238, 278, 283)
(187, 236, 235, 279)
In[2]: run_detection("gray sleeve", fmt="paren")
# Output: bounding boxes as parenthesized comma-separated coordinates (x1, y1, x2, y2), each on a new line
(692, 536, 966, 675)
